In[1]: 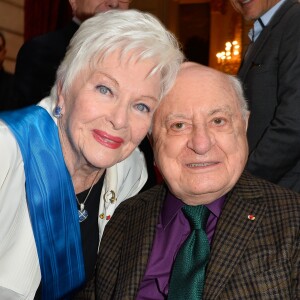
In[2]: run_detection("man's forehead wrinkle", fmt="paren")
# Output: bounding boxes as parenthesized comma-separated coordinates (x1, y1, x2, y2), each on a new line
(164, 105, 233, 121)
(165, 113, 190, 122)
(209, 105, 233, 115)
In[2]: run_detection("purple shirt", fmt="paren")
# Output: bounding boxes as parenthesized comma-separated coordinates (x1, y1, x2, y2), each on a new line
(136, 192, 225, 300)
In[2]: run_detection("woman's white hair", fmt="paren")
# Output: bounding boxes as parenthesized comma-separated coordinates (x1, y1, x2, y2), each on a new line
(50, 9, 184, 101)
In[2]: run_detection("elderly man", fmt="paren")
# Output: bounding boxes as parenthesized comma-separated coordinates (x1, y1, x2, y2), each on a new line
(93, 62, 300, 299)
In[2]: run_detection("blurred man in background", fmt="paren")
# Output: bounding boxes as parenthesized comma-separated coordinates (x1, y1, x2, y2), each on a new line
(231, 0, 300, 193)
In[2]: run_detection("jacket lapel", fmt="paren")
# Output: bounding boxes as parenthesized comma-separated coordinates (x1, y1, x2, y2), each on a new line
(238, 26, 271, 80)
(204, 172, 267, 299)
(118, 185, 166, 299)
(238, 0, 294, 80)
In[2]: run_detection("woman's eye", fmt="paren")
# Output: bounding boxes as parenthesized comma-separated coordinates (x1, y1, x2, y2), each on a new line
(135, 103, 150, 113)
(96, 85, 111, 95)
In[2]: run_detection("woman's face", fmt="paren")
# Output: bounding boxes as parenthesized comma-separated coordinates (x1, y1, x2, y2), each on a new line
(58, 50, 161, 172)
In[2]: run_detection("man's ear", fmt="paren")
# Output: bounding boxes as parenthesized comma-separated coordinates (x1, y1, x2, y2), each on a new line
(245, 111, 250, 131)
(147, 132, 153, 148)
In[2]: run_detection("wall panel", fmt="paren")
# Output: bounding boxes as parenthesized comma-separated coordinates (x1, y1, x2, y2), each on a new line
(0, 0, 24, 73)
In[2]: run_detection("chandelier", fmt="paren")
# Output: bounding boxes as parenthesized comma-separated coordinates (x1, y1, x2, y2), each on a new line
(216, 41, 241, 75)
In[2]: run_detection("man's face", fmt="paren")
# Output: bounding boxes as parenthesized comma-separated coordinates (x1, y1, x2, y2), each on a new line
(69, 0, 130, 21)
(231, 0, 280, 20)
(151, 64, 249, 205)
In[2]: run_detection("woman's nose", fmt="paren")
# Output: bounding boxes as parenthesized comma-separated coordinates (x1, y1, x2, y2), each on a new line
(108, 103, 129, 130)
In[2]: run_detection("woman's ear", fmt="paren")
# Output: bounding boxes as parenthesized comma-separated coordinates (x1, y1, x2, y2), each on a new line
(56, 82, 66, 115)
(69, 0, 77, 14)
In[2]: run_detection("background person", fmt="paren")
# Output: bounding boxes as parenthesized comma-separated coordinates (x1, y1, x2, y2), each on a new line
(231, 0, 300, 192)
(0, 10, 183, 299)
(0, 32, 14, 110)
(92, 62, 299, 300)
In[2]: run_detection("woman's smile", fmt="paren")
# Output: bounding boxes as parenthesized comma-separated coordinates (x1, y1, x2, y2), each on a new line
(92, 129, 124, 149)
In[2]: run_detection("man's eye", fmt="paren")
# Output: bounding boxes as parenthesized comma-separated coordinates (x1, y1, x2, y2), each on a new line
(96, 85, 111, 95)
(171, 122, 185, 130)
(213, 118, 225, 125)
(135, 103, 150, 113)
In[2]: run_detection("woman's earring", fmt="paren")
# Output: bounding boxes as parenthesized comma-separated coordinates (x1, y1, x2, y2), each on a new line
(53, 106, 63, 118)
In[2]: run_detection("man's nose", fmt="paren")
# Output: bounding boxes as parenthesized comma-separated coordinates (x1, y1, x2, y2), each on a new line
(187, 125, 215, 155)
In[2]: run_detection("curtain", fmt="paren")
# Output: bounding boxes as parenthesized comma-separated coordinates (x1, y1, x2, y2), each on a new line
(24, 0, 72, 41)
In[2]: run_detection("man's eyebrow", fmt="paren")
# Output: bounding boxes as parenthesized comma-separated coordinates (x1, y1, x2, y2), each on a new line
(163, 105, 234, 122)
(208, 105, 233, 116)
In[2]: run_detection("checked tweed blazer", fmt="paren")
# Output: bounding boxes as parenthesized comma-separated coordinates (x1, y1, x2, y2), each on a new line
(79, 171, 299, 299)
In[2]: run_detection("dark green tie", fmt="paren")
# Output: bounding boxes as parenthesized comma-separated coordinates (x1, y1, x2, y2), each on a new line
(168, 205, 210, 300)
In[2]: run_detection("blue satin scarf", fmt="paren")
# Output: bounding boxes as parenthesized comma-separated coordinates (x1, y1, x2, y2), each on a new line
(0, 106, 85, 299)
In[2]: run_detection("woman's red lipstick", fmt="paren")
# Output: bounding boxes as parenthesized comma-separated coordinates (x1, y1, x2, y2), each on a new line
(92, 129, 124, 149)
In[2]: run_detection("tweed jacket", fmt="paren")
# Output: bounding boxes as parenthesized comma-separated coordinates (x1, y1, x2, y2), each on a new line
(77, 171, 300, 299)
(238, 0, 300, 192)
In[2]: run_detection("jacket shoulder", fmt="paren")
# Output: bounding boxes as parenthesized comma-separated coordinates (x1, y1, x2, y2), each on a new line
(235, 171, 300, 218)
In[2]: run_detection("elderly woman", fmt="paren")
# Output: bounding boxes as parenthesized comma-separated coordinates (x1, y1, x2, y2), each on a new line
(0, 10, 183, 300)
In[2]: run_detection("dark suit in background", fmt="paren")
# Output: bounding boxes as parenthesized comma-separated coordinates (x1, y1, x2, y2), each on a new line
(238, 0, 300, 192)
(93, 172, 299, 299)
(13, 20, 79, 107)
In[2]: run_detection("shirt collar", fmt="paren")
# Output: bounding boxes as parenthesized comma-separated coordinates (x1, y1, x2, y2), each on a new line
(261, 0, 286, 25)
(248, 0, 286, 42)
(161, 190, 225, 229)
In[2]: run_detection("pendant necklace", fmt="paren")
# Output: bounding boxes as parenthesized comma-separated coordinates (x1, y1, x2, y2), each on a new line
(76, 170, 100, 223)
